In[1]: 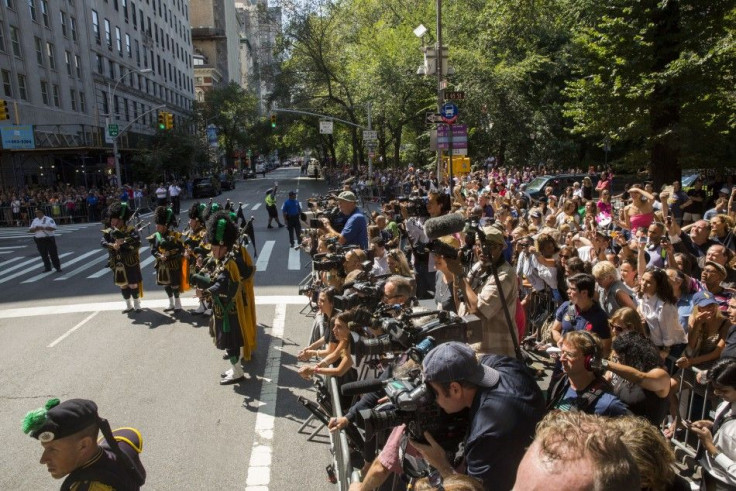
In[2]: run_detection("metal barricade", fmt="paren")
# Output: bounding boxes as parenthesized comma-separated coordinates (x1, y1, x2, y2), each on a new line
(327, 375, 360, 490)
(669, 361, 716, 458)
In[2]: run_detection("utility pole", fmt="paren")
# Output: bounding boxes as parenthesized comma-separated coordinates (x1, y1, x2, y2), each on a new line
(436, 0, 443, 185)
(367, 102, 373, 175)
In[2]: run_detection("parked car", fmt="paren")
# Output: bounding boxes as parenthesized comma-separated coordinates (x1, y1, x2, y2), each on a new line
(307, 159, 321, 178)
(255, 163, 265, 175)
(522, 173, 599, 204)
(192, 177, 221, 198)
(219, 173, 235, 191)
(242, 168, 256, 179)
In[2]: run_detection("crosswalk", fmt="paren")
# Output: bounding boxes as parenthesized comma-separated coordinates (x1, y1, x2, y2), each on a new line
(0, 239, 306, 286)
(0, 222, 98, 241)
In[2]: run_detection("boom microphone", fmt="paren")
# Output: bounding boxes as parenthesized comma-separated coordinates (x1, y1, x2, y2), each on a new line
(424, 213, 466, 240)
(427, 239, 461, 260)
(341, 378, 387, 397)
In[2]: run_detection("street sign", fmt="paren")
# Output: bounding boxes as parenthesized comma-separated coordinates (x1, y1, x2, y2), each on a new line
(445, 91, 465, 100)
(107, 124, 119, 137)
(363, 130, 377, 141)
(319, 121, 334, 134)
(368, 151, 375, 158)
(437, 124, 468, 150)
(425, 112, 443, 124)
(366, 141, 377, 150)
(441, 102, 458, 124)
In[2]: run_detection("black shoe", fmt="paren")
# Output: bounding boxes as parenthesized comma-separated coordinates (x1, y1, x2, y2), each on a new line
(44, 268, 52, 272)
(268, 225, 274, 229)
(278, 224, 285, 228)
(55, 269, 62, 273)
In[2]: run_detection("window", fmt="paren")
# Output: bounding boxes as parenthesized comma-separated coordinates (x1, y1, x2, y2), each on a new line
(40, 81, 49, 105)
(101, 90, 108, 114)
(34, 37, 43, 65)
(70, 16, 78, 41)
(131, 2, 136, 28)
(104, 19, 111, 48)
(79, 91, 86, 113)
(124, 97, 129, 120)
(116, 26, 122, 54)
(29, 0, 37, 22)
(122, 0, 127, 20)
(64, 51, 71, 75)
(17, 74, 27, 100)
(92, 11, 100, 44)
(1, 70, 12, 97)
(52, 84, 60, 107)
(74, 54, 81, 77)
(46, 43, 55, 69)
(5, 0, 15, 9)
(70, 89, 77, 111)
(0, 25, 5, 52)
(60, 11, 67, 36)
(113, 95, 119, 115)
(125, 33, 131, 57)
(135, 39, 140, 65)
(96, 54, 103, 74)
(41, 0, 49, 27)
(108, 59, 115, 78)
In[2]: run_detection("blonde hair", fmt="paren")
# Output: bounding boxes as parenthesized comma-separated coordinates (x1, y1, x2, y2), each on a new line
(387, 249, 413, 277)
(413, 474, 484, 491)
(607, 416, 677, 490)
(591, 260, 619, 281)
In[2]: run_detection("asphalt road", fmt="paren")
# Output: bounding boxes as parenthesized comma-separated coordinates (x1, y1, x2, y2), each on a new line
(0, 168, 343, 490)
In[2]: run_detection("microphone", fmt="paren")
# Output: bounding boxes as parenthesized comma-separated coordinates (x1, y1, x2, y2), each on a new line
(424, 213, 466, 240)
(427, 239, 461, 260)
(340, 378, 387, 397)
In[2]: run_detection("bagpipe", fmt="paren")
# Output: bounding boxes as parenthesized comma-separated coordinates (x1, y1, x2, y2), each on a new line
(147, 230, 184, 286)
(235, 204, 258, 257)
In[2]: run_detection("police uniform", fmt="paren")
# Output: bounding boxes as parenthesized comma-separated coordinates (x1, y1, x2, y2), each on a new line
(281, 191, 302, 248)
(102, 202, 143, 313)
(22, 398, 145, 491)
(192, 211, 257, 385)
(29, 208, 62, 272)
(148, 206, 185, 312)
(265, 189, 284, 228)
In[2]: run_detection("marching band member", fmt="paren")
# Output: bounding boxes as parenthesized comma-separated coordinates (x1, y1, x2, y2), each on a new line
(102, 202, 143, 313)
(183, 202, 209, 315)
(149, 206, 185, 312)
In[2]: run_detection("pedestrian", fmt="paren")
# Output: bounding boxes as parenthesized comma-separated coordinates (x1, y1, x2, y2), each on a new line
(149, 206, 184, 312)
(191, 211, 257, 385)
(282, 190, 303, 249)
(22, 397, 146, 490)
(102, 201, 143, 313)
(155, 183, 168, 207)
(29, 207, 62, 272)
(265, 186, 284, 229)
(168, 181, 181, 214)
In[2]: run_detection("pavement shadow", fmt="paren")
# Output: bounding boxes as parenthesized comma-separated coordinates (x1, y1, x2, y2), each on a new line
(127, 308, 177, 329)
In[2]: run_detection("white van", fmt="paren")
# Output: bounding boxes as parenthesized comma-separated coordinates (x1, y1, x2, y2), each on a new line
(306, 160, 321, 178)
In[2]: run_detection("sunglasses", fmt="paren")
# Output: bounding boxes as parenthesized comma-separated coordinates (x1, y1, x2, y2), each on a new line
(559, 254, 571, 259)
(610, 323, 627, 332)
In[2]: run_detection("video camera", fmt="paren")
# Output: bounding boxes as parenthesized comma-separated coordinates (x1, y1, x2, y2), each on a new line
(396, 196, 429, 219)
(333, 281, 384, 311)
(312, 252, 346, 272)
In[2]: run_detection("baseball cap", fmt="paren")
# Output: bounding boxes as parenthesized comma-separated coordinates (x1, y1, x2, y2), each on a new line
(692, 290, 719, 308)
(481, 225, 507, 248)
(423, 342, 499, 388)
(530, 210, 541, 219)
(720, 187, 730, 195)
(22, 398, 99, 443)
(337, 191, 357, 202)
(288, 190, 296, 196)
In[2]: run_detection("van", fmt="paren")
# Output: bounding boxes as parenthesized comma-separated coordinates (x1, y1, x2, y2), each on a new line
(306, 160, 321, 178)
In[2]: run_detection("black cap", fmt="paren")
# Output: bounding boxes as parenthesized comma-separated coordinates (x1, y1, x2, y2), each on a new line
(22, 398, 99, 443)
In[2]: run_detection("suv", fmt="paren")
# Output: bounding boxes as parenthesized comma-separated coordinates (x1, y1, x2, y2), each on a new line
(523, 173, 599, 203)
(219, 173, 235, 191)
(192, 177, 221, 198)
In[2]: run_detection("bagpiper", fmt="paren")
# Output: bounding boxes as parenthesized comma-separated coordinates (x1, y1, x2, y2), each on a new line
(183, 202, 209, 315)
(102, 201, 143, 313)
(192, 211, 257, 385)
(148, 206, 185, 312)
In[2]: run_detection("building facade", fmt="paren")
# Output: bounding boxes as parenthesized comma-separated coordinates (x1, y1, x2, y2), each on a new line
(0, 0, 195, 189)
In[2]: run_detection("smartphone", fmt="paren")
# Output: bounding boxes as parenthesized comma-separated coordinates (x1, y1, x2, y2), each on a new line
(309, 218, 322, 228)
(638, 236, 648, 244)
(682, 419, 692, 428)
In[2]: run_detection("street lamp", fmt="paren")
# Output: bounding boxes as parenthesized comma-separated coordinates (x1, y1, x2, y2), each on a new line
(108, 67, 153, 187)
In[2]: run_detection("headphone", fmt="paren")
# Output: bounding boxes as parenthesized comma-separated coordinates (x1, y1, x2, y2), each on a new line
(578, 330, 602, 372)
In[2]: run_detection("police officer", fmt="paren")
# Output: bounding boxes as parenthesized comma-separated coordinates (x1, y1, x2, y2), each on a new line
(282, 190, 303, 249)
(22, 397, 146, 490)
(29, 208, 62, 272)
(265, 185, 284, 229)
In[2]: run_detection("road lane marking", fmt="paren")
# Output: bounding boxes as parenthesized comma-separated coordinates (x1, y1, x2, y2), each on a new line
(22, 250, 99, 283)
(255, 241, 274, 271)
(0, 257, 44, 277)
(245, 303, 285, 489)
(47, 311, 100, 347)
(0, 295, 306, 319)
(0, 257, 22, 267)
(288, 247, 300, 270)
(251, 203, 262, 211)
(0, 252, 73, 284)
(240, 203, 250, 210)
(85, 247, 149, 279)
(55, 253, 111, 280)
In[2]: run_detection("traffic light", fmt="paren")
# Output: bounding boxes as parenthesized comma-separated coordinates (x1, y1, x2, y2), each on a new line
(270, 114, 276, 128)
(0, 100, 9, 121)
(157, 111, 165, 130)
(165, 112, 173, 130)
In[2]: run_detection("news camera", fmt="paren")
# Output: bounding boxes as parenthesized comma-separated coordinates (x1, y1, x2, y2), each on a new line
(396, 196, 429, 219)
(333, 281, 384, 311)
(312, 252, 347, 272)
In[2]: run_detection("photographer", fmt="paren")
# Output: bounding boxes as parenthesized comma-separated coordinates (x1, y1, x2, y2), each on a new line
(410, 342, 545, 490)
(370, 237, 389, 276)
(446, 225, 519, 358)
(320, 191, 368, 250)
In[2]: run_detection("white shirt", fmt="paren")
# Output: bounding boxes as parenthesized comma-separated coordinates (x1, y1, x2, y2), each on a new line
(168, 185, 181, 197)
(371, 254, 390, 276)
(638, 294, 687, 347)
(30, 215, 57, 238)
(405, 217, 436, 273)
(701, 401, 736, 487)
(155, 186, 167, 198)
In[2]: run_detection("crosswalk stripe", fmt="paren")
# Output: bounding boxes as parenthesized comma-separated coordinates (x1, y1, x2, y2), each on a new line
(0, 257, 22, 267)
(240, 203, 250, 210)
(0, 252, 74, 284)
(0, 246, 25, 249)
(0, 251, 12, 255)
(87, 247, 151, 278)
(0, 256, 45, 277)
(288, 247, 301, 270)
(139, 252, 157, 270)
(255, 240, 275, 271)
(55, 253, 111, 281)
(251, 203, 262, 211)
(22, 250, 100, 283)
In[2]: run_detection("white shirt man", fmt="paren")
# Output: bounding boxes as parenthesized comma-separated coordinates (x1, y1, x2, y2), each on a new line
(29, 208, 62, 272)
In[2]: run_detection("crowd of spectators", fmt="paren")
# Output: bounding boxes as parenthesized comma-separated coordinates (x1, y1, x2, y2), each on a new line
(293, 163, 736, 490)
